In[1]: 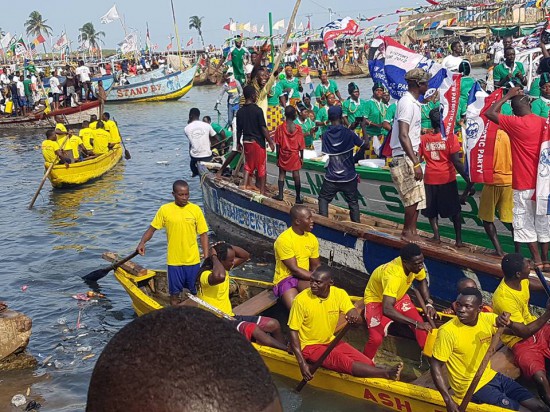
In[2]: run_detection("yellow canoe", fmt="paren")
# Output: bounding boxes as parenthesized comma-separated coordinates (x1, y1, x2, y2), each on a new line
(111, 262, 510, 412)
(46, 146, 123, 188)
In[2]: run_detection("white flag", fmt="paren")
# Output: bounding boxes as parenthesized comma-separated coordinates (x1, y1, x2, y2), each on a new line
(52, 33, 68, 51)
(119, 32, 138, 54)
(243, 22, 251, 32)
(273, 19, 285, 30)
(0, 32, 12, 49)
(230, 22, 237, 31)
(298, 22, 304, 31)
(260, 25, 264, 33)
(100, 5, 120, 24)
(252, 25, 258, 34)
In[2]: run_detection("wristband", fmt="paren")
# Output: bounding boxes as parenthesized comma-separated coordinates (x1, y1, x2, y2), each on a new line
(413, 163, 421, 169)
(426, 303, 434, 308)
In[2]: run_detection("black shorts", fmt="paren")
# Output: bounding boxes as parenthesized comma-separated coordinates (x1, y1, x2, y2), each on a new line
(422, 180, 460, 219)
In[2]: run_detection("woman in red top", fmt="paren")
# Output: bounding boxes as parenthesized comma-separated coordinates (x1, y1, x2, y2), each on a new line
(272, 106, 305, 204)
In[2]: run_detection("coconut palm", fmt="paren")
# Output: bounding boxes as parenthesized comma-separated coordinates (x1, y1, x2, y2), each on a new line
(25, 11, 53, 54)
(189, 16, 205, 49)
(78, 23, 105, 58)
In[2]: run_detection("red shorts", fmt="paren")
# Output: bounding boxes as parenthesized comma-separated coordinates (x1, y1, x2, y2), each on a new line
(512, 324, 550, 378)
(244, 140, 267, 177)
(302, 341, 374, 375)
(232, 315, 272, 341)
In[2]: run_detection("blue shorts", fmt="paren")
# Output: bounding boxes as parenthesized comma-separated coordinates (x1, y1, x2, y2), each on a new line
(472, 373, 534, 411)
(167, 264, 200, 296)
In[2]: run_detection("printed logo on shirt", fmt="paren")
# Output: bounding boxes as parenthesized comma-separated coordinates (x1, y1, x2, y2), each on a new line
(425, 141, 447, 161)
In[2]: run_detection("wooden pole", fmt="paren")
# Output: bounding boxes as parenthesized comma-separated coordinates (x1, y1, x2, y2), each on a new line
(269, 13, 275, 64)
(170, 0, 183, 69)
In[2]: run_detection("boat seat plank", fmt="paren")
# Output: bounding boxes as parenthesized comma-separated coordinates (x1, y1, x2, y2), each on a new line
(233, 289, 277, 316)
(102, 252, 148, 277)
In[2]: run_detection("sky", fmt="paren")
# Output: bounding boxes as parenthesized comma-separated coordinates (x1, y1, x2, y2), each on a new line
(2, 0, 423, 50)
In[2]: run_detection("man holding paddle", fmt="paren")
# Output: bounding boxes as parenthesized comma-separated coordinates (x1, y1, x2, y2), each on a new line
(288, 266, 403, 383)
(137, 180, 209, 306)
(431, 287, 548, 412)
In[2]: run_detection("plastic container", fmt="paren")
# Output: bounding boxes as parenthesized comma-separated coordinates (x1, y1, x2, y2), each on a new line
(422, 328, 439, 357)
(312, 140, 323, 157)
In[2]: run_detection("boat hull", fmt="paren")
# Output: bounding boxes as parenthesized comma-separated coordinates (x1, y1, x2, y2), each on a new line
(106, 66, 196, 103)
(47, 146, 123, 187)
(265, 152, 514, 252)
(199, 167, 549, 308)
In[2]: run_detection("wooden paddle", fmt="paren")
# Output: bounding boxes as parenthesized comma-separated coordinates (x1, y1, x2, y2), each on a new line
(458, 312, 510, 412)
(413, 288, 437, 329)
(82, 251, 139, 282)
(534, 266, 550, 297)
(185, 293, 236, 320)
(295, 322, 352, 392)
(113, 117, 131, 160)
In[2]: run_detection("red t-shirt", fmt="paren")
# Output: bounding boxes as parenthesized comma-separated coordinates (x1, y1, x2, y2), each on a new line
(498, 114, 544, 190)
(418, 132, 460, 185)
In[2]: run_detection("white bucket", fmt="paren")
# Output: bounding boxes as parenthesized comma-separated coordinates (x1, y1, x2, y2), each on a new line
(312, 140, 323, 157)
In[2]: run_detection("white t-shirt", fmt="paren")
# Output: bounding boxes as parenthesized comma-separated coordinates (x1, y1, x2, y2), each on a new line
(184, 121, 216, 158)
(441, 55, 463, 72)
(390, 92, 422, 157)
(49, 76, 61, 94)
(76, 65, 91, 82)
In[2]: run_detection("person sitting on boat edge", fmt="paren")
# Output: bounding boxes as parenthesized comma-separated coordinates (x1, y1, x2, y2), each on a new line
(87, 307, 283, 412)
(317, 105, 366, 223)
(431, 287, 549, 412)
(289, 265, 403, 382)
(101, 112, 122, 149)
(184, 107, 218, 178)
(79, 121, 94, 152)
(41, 129, 71, 165)
(363, 243, 436, 359)
(442, 277, 493, 315)
(91, 121, 111, 156)
(203, 115, 232, 156)
(493, 254, 550, 408)
(137, 180, 209, 306)
(196, 242, 287, 351)
(273, 205, 320, 310)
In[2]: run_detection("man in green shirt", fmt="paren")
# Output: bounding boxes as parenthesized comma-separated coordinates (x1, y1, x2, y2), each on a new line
(314, 70, 341, 103)
(23, 75, 33, 110)
(203, 115, 232, 155)
(531, 73, 550, 119)
(279, 65, 302, 106)
(493, 47, 526, 89)
(229, 36, 250, 86)
(296, 104, 317, 148)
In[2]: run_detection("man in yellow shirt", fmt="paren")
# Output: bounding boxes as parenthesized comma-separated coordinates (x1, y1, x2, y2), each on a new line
(288, 266, 403, 381)
(92, 121, 110, 155)
(363, 243, 436, 359)
(137, 180, 209, 306)
(273, 205, 321, 310)
(79, 120, 94, 151)
(493, 254, 550, 407)
(89, 114, 98, 130)
(41, 129, 71, 164)
(431, 287, 546, 412)
(102, 112, 122, 148)
(197, 241, 286, 350)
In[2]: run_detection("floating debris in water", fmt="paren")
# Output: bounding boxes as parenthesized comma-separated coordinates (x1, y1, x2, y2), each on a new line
(82, 354, 95, 361)
(41, 355, 52, 366)
(21, 285, 28, 292)
(156, 161, 169, 165)
(11, 394, 26, 407)
(25, 400, 41, 411)
(76, 346, 92, 352)
(72, 293, 90, 301)
(54, 360, 63, 369)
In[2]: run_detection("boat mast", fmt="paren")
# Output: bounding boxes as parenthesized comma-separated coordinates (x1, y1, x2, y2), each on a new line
(170, 0, 183, 69)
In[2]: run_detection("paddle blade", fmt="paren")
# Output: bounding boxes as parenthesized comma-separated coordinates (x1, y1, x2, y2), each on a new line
(82, 267, 112, 282)
(124, 149, 131, 160)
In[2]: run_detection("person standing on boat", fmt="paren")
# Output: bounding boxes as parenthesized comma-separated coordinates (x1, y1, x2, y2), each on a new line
(441, 41, 464, 73)
(485, 87, 550, 272)
(389, 68, 429, 243)
(196, 242, 287, 351)
(314, 91, 337, 141)
(184, 107, 218, 178)
(49, 73, 61, 112)
(279, 66, 302, 108)
(289, 266, 403, 382)
(272, 106, 305, 203)
(493, 254, 550, 408)
(493, 48, 526, 90)
(273, 205, 320, 310)
(314, 70, 341, 104)
(227, 35, 250, 86)
(363, 243, 435, 359)
(342, 82, 365, 131)
(302, 93, 318, 117)
(266, 72, 285, 138)
(363, 82, 389, 157)
(295, 104, 317, 149)
(531, 73, 550, 119)
(420, 89, 440, 135)
(216, 69, 243, 127)
(318, 105, 366, 223)
(136, 180, 209, 306)
(431, 287, 549, 412)
(76, 60, 93, 101)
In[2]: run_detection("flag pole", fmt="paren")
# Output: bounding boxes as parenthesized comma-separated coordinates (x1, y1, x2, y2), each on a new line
(269, 12, 275, 64)
(170, 0, 183, 69)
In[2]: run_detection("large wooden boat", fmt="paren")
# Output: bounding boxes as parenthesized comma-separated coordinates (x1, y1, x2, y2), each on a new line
(198, 163, 550, 309)
(0, 100, 99, 130)
(46, 146, 122, 188)
(339, 61, 363, 76)
(110, 255, 513, 412)
(106, 65, 196, 103)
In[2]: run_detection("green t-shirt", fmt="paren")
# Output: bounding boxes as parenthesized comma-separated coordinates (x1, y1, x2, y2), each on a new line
(23, 79, 32, 96)
(420, 101, 440, 129)
(279, 76, 301, 98)
(493, 61, 525, 84)
(230, 47, 249, 83)
(211, 122, 233, 139)
(268, 83, 282, 107)
(315, 106, 329, 138)
(342, 98, 365, 127)
(314, 80, 339, 99)
(382, 103, 397, 137)
(530, 77, 541, 98)
(295, 117, 316, 147)
(501, 101, 513, 115)
(363, 99, 387, 136)
(531, 98, 550, 118)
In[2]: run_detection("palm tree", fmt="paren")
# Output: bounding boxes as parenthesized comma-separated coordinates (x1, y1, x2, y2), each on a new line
(25, 11, 53, 54)
(189, 16, 205, 49)
(78, 23, 105, 58)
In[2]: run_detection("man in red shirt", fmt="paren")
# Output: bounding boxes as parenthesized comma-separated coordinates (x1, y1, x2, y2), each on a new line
(419, 109, 473, 246)
(486, 87, 550, 270)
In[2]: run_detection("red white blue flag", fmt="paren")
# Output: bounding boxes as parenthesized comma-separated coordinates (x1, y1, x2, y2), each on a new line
(439, 72, 462, 140)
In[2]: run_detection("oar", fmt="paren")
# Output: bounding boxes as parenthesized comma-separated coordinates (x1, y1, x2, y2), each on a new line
(82, 251, 139, 282)
(295, 322, 352, 392)
(185, 293, 236, 320)
(534, 266, 550, 297)
(113, 116, 131, 159)
(413, 288, 437, 329)
(458, 312, 510, 412)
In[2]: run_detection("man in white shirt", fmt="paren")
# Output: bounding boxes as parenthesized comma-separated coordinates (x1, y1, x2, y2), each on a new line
(441, 41, 464, 72)
(49, 74, 61, 111)
(389, 68, 429, 242)
(76, 60, 92, 101)
(184, 107, 219, 177)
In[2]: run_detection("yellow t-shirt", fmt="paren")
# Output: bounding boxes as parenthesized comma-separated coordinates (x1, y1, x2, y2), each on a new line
(492, 279, 537, 347)
(150, 202, 208, 266)
(92, 129, 110, 155)
(104, 119, 121, 144)
(197, 269, 234, 316)
(273, 227, 319, 285)
(66, 135, 83, 159)
(79, 128, 94, 150)
(492, 130, 512, 186)
(89, 121, 98, 130)
(288, 287, 354, 349)
(41, 139, 60, 163)
(433, 312, 498, 399)
(363, 257, 426, 304)
(56, 123, 67, 134)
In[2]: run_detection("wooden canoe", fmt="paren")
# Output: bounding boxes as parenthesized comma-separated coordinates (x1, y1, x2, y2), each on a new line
(109, 254, 514, 412)
(46, 146, 122, 188)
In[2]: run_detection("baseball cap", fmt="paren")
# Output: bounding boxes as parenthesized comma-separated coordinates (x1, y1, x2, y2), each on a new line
(404, 68, 431, 83)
